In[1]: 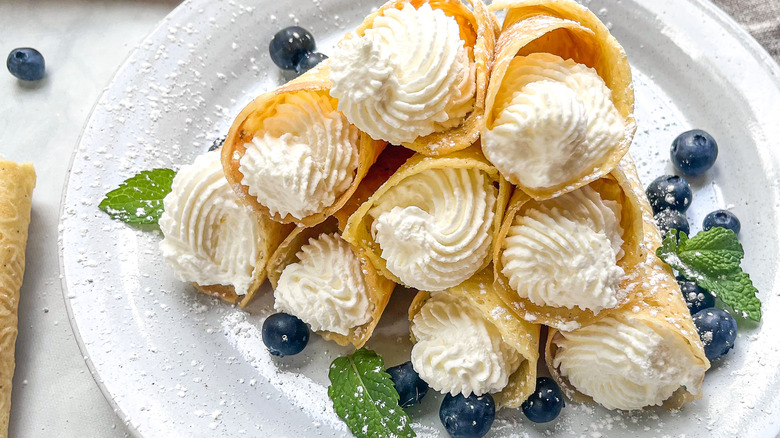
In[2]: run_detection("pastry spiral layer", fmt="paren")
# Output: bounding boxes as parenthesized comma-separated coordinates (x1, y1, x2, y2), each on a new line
(238, 92, 359, 220)
(329, 3, 476, 145)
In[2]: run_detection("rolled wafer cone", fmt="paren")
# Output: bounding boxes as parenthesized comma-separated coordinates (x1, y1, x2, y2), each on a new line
(484, 0, 636, 200)
(0, 159, 35, 437)
(221, 60, 387, 227)
(545, 154, 710, 409)
(408, 268, 540, 409)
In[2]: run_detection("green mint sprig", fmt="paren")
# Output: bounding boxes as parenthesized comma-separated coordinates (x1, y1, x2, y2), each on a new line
(657, 227, 761, 321)
(98, 169, 176, 225)
(328, 348, 415, 438)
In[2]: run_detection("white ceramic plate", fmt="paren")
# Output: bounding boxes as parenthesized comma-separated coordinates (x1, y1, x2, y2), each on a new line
(60, 0, 780, 436)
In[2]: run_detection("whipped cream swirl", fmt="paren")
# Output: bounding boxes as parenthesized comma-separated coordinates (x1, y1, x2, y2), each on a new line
(160, 150, 261, 295)
(329, 3, 476, 144)
(412, 291, 522, 397)
(274, 232, 372, 336)
(368, 167, 496, 291)
(501, 186, 625, 312)
(553, 316, 705, 410)
(239, 92, 359, 220)
(483, 53, 624, 189)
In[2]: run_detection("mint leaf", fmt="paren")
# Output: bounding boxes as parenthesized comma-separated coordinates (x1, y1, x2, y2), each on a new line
(328, 348, 415, 438)
(657, 228, 762, 321)
(98, 169, 175, 225)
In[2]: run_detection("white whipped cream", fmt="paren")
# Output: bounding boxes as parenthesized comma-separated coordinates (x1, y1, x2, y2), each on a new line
(368, 167, 496, 291)
(553, 316, 704, 410)
(159, 150, 261, 295)
(274, 232, 372, 336)
(329, 3, 476, 144)
(239, 92, 359, 220)
(411, 291, 522, 396)
(501, 186, 625, 312)
(483, 53, 624, 189)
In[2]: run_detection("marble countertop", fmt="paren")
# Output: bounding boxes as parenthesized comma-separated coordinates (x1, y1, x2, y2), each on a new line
(0, 1, 777, 437)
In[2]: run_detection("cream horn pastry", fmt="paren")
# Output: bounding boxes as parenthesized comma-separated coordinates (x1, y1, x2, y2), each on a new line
(159, 149, 293, 307)
(328, 0, 498, 156)
(493, 166, 645, 331)
(343, 144, 510, 291)
(0, 158, 35, 436)
(545, 155, 710, 410)
(222, 60, 386, 227)
(408, 268, 539, 408)
(483, 0, 636, 200)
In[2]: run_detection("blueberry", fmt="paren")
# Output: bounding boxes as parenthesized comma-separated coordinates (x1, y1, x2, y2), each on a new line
(386, 361, 429, 408)
(645, 175, 692, 214)
(676, 277, 715, 315)
(671, 129, 718, 177)
(208, 136, 226, 152)
(261, 313, 309, 357)
(703, 210, 741, 235)
(7, 48, 45, 81)
(439, 393, 495, 438)
(654, 209, 690, 237)
(295, 52, 328, 75)
(269, 26, 316, 70)
(521, 377, 565, 423)
(692, 308, 737, 361)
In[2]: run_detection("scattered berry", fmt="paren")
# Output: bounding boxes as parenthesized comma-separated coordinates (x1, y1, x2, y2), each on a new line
(677, 277, 715, 315)
(295, 52, 328, 75)
(208, 136, 226, 152)
(671, 129, 718, 177)
(261, 313, 309, 357)
(269, 26, 316, 70)
(521, 377, 565, 423)
(654, 209, 690, 237)
(386, 361, 429, 408)
(7, 48, 45, 81)
(439, 393, 495, 438)
(692, 307, 737, 361)
(703, 210, 741, 235)
(646, 175, 692, 214)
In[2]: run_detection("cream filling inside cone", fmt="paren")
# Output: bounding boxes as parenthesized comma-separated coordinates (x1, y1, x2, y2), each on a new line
(368, 167, 496, 291)
(501, 186, 625, 312)
(160, 150, 261, 295)
(239, 92, 359, 220)
(274, 232, 372, 336)
(411, 291, 522, 397)
(329, 3, 475, 144)
(552, 316, 705, 410)
(483, 53, 623, 189)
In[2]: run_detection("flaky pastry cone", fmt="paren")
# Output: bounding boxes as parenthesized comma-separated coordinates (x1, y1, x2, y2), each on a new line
(545, 155, 710, 410)
(221, 60, 387, 227)
(0, 159, 35, 436)
(408, 268, 539, 409)
(492, 165, 645, 331)
(333, 0, 499, 156)
(484, 0, 636, 200)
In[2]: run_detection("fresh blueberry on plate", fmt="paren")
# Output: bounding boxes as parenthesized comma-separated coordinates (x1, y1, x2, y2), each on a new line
(269, 26, 316, 70)
(703, 210, 741, 235)
(7, 47, 45, 81)
(439, 393, 495, 438)
(645, 175, 692, 214)
(671, 129, 718, 177)
(295, 52, 328, 75)
(208, 136, 226, 152)
(521, 377, 565, 423)
(692, 307, 737, 361)
(386, 361, 429, 408)
(676, 277, 716, 315)
(654, 209, 690, 237)
(261, 313, 310, 357)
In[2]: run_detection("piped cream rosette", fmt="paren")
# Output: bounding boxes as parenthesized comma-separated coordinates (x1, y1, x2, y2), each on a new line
(493, 166, 645, 330)
(328, 0, 498, 156)
(545, 155, 710, 411)
(408, 268, 539, 409)
(343, 144, 511, 292)
(159, 150, 294, 307)
(483, 0, 636, 200)
(222, 61, 387, 227)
